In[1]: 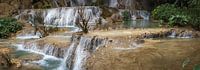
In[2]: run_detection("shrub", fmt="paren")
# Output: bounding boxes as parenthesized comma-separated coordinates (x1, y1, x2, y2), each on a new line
(0, 18, 22, 38)
(152, 4, 181, 21)
(122, 11, 132, 21)
(122, 10, 132, 28)
(152, 3, 191, 27)
(187, 0, 200, 30)
(168, 15, 190, 27)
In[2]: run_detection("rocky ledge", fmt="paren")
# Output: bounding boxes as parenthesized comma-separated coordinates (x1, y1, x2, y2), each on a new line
(70, 28, 200, 70)
(23, 36, 71, 58)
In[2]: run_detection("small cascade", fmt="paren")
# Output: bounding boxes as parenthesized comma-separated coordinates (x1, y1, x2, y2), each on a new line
(57, 43, 77, 70)
(56, 35, 109, 70)
(72, 36, 108, 70)
(168, 30, 193, 38)
(16, 31, 41, 39)
(17, 6, 101, 27)
(23, 41, 68, 58)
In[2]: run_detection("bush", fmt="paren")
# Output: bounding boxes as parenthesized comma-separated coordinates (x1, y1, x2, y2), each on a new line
(122, 10, 132, 28)
(152, 3, 191, 27)
(152, 4, 181, 21)
(0, 18, 22, 38)
(187, 0, 200, 30)
(122, 10, 132, 21)
(168, 15, 190, 27)
(152, 0, 200, 30)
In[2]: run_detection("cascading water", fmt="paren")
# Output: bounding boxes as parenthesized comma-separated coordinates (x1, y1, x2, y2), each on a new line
(23, 41, 68, 58)
(72, 36, 108, 70)
(18, 6, 101, 27)
(57, 43, 76, 70)
(14, 1, 153, 70)
(56, 36, 108, 70)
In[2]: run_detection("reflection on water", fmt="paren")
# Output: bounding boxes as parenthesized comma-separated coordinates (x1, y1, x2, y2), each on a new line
(37, 58, 62, 70)
(123, 19, 159, 28)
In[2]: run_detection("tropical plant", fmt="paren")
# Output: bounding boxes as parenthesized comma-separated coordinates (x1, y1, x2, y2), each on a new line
(168, 15, 190, 26)
(152, 4, 181, 21)
(0, 18, 22, 38)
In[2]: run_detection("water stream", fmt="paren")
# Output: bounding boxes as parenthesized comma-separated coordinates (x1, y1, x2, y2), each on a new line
(1, 3, 197, 70)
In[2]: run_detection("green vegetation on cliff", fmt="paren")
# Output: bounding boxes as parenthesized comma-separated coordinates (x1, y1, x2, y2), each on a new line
(152, 0, 200, 30)
(0, 18, 22, 39)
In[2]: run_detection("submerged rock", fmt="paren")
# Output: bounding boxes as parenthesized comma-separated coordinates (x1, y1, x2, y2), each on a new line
(0, 47, 22, 69)
(17, 53, 43, 63)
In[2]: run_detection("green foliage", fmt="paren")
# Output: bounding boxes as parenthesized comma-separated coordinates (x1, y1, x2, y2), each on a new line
(194, 64, 200, 70)
(152, 4, 181, 21)
(189, 0, 200, 7)
(122, 11, 131, 21)
(151, 0, 200, 30)
(187, 0, 200, 30)
(152, 3, 192, 27)
(122, 10, 132, 27)
(168, 15, 190, 27)
(0, 18, 22, 38)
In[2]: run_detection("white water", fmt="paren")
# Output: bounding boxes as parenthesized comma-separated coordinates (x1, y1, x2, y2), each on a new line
(15, 2, 152, 70)
(109, 0, 118, 7)
(73, 38, 90, 70)
(57, 43, 76, 70)
(14, 43, 62, 70)
(16, 36, 40, 39)
(18, 6, 101, 28)
(168, 31, 192, 39)
(16, 31, 41, 39)
(14, 35, 67, 70)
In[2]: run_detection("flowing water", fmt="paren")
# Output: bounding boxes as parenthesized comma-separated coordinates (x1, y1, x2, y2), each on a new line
(1, 2, 198, 70)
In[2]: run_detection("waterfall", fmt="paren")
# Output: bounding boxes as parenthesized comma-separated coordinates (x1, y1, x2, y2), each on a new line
(18, 6, 101, 27)
(168, 30, 193, 38)
(56, 36, 109, 70)
(23, 40, 68, 58)
(72, 37, 91, 70)
(57, 43, 76, 70)
(109, 0, 118, 7)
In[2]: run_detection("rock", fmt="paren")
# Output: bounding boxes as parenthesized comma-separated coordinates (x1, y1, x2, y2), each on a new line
(0, 47, 22, 69)
(18, 53, 43, 62)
